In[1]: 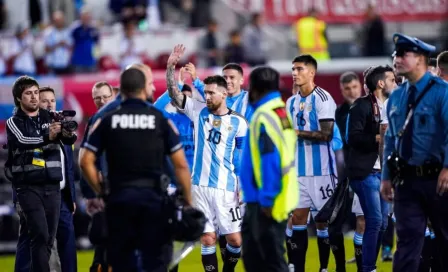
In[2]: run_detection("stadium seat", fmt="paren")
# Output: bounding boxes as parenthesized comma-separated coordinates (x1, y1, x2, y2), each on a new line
(98, 55, 119, 71)
(35, 59, 49, 75)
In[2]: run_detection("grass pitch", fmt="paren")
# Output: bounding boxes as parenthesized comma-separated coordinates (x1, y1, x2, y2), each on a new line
(0, 238, 393, 271)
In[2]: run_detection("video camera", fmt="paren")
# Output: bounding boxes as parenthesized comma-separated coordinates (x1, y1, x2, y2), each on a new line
(49, 110, 78, 132)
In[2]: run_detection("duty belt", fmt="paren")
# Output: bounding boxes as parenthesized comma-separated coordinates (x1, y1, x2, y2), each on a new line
(399, 163, 442, 179)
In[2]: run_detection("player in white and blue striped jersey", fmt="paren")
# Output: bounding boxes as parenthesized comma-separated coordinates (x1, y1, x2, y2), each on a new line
(166, 44, 247, 272)
(183, 62, 253, 121)
(284, 55, 346, 272)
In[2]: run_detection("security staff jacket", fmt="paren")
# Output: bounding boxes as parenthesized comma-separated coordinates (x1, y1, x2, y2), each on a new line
(239, 91, 298, 222)
(346, 94, 381, 180)
(5, 108, 77, 186)
(84, 98, 182, 194)
(382, 72, 448, 180)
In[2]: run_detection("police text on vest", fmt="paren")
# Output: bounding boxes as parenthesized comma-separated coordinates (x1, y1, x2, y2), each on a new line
(111, 114, 156, 129)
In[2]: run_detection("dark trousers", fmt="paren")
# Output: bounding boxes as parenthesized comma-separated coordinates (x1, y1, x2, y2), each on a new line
(393, 179, 448, 272)
(105, 191, 173, 272)
(242, 203, 289, 272)
(14, 185, 61, 272)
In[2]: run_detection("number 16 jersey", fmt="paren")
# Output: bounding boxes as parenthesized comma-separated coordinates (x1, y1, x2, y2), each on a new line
(286, 87, 337, 177)
(182, 96, 248, 192)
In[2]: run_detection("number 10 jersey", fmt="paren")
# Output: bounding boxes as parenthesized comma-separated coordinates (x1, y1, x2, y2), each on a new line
(183, 96, 248, 192)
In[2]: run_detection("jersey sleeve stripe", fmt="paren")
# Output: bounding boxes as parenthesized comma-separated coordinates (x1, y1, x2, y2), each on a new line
(6, 118, 44, 144)
(84, 143, 98, 153)
(170, 143, 183, 153)
(319, 118, 335, 122)
(315, 88, 328, 102)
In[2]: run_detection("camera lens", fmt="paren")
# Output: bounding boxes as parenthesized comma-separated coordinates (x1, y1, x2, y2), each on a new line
(63, 121, 78, 132)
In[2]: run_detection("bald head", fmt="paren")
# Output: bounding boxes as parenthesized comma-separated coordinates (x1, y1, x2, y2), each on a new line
(125, 63, 155, 101)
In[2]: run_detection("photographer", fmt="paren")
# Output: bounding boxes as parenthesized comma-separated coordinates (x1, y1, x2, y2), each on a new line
(5, 76, 77, 272)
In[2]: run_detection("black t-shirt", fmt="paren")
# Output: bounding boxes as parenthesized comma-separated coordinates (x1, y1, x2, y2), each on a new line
(85, 98, 182, 189)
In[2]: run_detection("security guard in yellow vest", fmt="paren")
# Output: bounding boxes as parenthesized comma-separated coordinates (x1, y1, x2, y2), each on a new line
(295, 8, 330, 61)
(240, 66, 299, 272)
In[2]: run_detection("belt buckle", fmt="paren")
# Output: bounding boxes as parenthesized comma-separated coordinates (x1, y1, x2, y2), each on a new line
(416, 166, 423, 177)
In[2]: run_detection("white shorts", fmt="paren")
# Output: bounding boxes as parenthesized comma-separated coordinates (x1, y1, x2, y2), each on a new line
(192, 185, 241, 235)
(298, 175, 338, 218)
(352, 194, 364, 217)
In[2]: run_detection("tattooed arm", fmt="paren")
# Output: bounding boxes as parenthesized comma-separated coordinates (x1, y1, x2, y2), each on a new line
(296, 120, 334, 142)
(166, 44, 186, 108)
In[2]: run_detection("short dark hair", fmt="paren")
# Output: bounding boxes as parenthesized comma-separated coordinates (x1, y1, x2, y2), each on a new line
(203, 75, 227, 90)
(120, 68, 146, 96)
(229, 29, 240, 37)
(339, 71, 359, 84)
(364, 65, 394, 93)
(181, 84, 192, 93)
(249, 66, 280, 95)
(222, 63, 243, 76)
(39, 87, 55, 94)
(112, 87, 120, 94)
(437, 51, 448, 71)
(292, 55, 318, 70)
(429, 58, 438, 67)
(12, 76, 39, 106)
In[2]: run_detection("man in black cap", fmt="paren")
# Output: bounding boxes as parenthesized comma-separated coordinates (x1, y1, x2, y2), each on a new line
(381, 33, 448, 272)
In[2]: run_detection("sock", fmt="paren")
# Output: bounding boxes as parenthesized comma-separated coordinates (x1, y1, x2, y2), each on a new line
(201, 245, 218, 272)
(222, 244, 241, 272)
(353, 232, 363, 272)
(317, 228, 330, 270)
(418, 230, 432, 272)
(287, 225, 308, 272)
(219, 235, 227, 261)
(285, 226, 293, 265)
(330, 231, 346, 272)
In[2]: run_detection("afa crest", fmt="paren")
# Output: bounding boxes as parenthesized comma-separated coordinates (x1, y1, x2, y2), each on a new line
(299, 102, 305, 111)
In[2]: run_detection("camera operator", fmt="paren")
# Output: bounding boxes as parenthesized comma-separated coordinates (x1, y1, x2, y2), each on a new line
(80, 68, 193, 271)
(5, 76, 77, 272)
(14, 86, 78, 272)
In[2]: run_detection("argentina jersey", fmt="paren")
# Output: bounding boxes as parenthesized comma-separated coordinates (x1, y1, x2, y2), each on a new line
(286, 87, 337, 177)
(226, 90, 253, 121)
(183, 97, 248, 192)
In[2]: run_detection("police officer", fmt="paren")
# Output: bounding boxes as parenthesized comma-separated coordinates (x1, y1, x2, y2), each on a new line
(381, 33, 448, 272)
(79, 68, 193, 271)
(239, 66, 299, 272)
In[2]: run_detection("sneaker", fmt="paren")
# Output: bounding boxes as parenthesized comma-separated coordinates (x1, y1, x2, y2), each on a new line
(320, 269, 328, 272)
(382, 246, 393, 262)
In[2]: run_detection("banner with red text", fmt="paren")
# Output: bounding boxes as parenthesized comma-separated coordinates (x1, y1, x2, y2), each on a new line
(223, 0, 448, 23)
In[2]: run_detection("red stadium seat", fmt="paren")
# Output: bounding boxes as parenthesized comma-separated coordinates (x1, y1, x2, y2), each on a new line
(98, 55, 119, 71)
(6, 57, 14, 75)
(35, 58, 49, 75)
(155, 53, 170, 70)
(140, 54, 156, 69)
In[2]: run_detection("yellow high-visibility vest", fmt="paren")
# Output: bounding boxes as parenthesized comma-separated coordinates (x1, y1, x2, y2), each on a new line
(296, 16, 330, 61)
(249, 97, 299, 222)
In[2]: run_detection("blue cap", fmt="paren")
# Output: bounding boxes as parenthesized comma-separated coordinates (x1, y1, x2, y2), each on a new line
(392, 33, 436, 55)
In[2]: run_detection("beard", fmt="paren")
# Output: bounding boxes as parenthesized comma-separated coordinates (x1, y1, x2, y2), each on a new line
(22, 103, 39, 113)
(206, 102, 220, 112)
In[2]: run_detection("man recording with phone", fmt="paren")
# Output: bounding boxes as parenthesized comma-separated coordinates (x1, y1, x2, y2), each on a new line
(5, 76, 77, 272)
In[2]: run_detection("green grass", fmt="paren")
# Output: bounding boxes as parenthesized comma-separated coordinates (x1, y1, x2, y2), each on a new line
(0, 238, 393, 271)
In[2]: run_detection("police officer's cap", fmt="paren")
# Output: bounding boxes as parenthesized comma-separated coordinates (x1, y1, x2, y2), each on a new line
(392, 33, 436, 56)
(174, 206, 206, 242)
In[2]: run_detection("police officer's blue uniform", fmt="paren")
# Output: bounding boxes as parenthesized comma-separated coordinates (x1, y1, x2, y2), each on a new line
(382, 33, 448, 272)
(84, 98, 182, 271)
